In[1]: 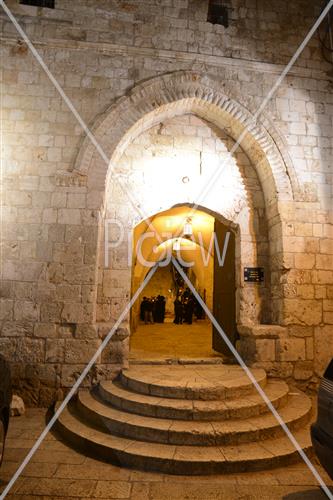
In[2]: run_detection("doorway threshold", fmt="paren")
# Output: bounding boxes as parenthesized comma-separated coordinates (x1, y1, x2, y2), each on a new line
(129, 356, 231, 365)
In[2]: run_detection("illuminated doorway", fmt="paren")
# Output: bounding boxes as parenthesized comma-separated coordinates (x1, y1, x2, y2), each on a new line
(130, 205, 237, 361)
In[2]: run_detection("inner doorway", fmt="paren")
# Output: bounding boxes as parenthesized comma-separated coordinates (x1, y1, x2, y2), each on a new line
(130, 205, 236, 361)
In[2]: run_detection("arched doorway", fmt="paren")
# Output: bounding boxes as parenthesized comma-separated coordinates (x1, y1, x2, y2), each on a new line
(77, 71, 297, 375)
(130, 205, 237, 361)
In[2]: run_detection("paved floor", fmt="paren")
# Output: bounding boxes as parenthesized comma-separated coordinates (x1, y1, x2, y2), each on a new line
(130, 320, 223, 361)
(1, 409, 332, 499)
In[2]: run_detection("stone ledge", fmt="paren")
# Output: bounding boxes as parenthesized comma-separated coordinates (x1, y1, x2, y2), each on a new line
(0, 35, 327, 81)
(237, 324, 288, 339)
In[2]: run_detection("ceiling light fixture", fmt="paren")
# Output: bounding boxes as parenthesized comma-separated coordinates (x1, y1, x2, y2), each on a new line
(183, 217, 193, 238)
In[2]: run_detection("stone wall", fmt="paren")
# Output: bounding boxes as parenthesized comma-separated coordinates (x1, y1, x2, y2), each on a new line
(1, 0, 332, 405)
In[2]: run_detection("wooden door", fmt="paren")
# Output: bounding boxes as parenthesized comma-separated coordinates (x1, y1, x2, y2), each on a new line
(212, 219, 236, 356)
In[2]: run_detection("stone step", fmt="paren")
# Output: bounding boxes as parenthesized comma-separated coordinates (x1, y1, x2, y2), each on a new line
(76, 389, 312, 446)
(55, 402, 313, 475)
(98, 379, 290, 421)
(120, 365, 267, 400)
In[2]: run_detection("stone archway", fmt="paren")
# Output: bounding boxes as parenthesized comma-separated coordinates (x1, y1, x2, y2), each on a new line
(75, 71, 296, 373)
(74, 71, 297, 203)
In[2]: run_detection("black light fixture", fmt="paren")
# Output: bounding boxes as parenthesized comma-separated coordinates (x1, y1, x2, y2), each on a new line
(207, 0, 229, 28)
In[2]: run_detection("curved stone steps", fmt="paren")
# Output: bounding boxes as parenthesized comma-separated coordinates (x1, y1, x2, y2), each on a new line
(121, 365, 267, 400)
(98, 379, 289, 421)
(55, 402, 313, 475)
(76, 389, 312, 446)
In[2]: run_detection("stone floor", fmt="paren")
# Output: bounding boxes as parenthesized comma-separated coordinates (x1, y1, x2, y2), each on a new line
(130, 320, 222, 361)
(1, 409, 332, 499)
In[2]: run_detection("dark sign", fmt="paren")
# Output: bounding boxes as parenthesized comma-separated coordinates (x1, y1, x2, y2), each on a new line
(244, 267, 264, 283)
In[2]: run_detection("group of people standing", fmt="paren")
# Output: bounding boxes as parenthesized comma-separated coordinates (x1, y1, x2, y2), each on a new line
(174, 289, 203, 325)
(140, 295, 166, 324)
(140, 290, 204, 326)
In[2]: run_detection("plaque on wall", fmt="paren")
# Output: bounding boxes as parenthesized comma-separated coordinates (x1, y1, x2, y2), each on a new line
(244, 267, 264, 283)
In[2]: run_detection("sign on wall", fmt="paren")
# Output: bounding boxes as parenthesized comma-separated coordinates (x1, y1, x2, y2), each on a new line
(244, 267, 264, 283)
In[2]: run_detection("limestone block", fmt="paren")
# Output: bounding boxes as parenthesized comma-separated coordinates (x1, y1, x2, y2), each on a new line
(323, 299, 333, 312)
(10, 395, 25, 416)
(2, 242, 19, 261)
(53, 241, 84, 264)
(16, 338, 45, 363)
(320, 238, 333, 254)
(64, 339, 101, 364)
(75, 324, 98, 339)
(306, 337, 314, 360)
(294, 222, 312, 237)
(287, 325, 313, 338)
(81, 209, 99, 226)
(32, 191, 50, 207)
(255, 339, 276, 362)
(98, 324, 129, 341)
(294, 253, 315, 270)
(46, 339, 65, 363)
(2, 261, 44, 282)
(284, 299, 322, 326)
(58, 208, 81, 225)
(324, 312, 333, 324)
(5, 190, 32, 207)
(305, 238, 319, 254)
(51, 192, 67, 208)
(84, 244, 97, 265)
(64, 264, 96, 284)
(46, 262, 64, 284)
(293, 361, 313, 381)
(314, 325, 333, 376)
(17, 207, 43, 223)
(237, 324, 287, 339)
(42, 208, 57, 223)
(1, 281, 13, 299)
(57, 323, 76, 338)
(253, 361, 294, 379)
(110, 298, 128, 320)
(0, 299, 14, 320)
(82, 285, 97, 304)
(283, 269, 312, 285)
(56, 284, 81, 300)
(316, 254, 333, 270)
(101, 338, 129, 364)
(40, 301, 62, 322)
(34, 322, 57, 338)
(296, 285, 314, 299)
(276, 338, 306, 362)
(14, 300, 39, 322)
(61, 364, 90, 388)
(2, 321, 34, 337)
(283, 236, 305, 253)
(67, 193, 86, 209)
(96, 303, 111, 322)
(36, 283, 57, 302)
(36, 241, 53, 261)
(13, 282, 35, 300)
(90, 364, 123, 384)
(61, 302, 93, 324)
(315, 285, 327, 299)
(65, 224, 98, 244)
(19, 241, 36, 260)
(87, 190, 103, 209)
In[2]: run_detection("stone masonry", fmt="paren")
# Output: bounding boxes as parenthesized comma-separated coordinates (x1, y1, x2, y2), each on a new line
(0, 0, 332, 405)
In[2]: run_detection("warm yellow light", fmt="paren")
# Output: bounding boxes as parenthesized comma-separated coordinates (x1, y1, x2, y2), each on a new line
(183, 217, 193, 237)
